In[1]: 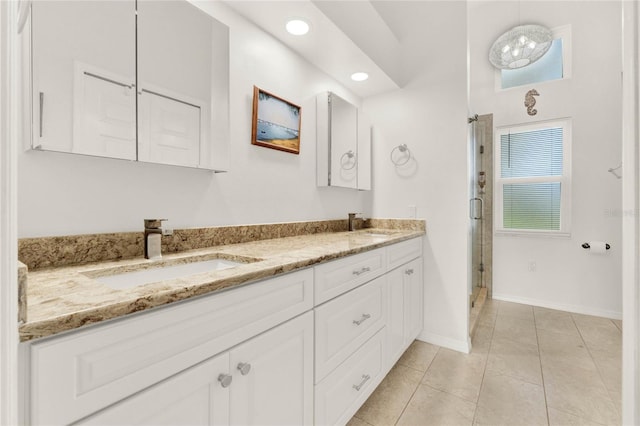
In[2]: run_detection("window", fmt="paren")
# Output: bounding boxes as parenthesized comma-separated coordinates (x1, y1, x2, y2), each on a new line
(495, 119, 571, 236)
(497, 25, 571, 91)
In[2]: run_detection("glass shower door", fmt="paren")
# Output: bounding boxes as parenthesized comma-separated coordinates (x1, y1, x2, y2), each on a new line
(469, 114, 493, 310)
(470, 117, 484, 308)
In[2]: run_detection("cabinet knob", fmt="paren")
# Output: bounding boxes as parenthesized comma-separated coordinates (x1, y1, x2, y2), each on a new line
(218, 373, 232, 388)
(405, 268, 414, 275)
(237, 362, 251, 376)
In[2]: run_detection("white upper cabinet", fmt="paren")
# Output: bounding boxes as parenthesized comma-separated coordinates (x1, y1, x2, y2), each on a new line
(29, 0, 229, 171)
(316, 92, 371, 190)
(31, 0, 136, 159)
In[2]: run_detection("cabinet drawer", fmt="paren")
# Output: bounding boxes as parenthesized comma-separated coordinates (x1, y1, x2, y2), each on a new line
(30, 268, 313, 426)
(314, 276, 386, 382)
(314, 247, 386, 304)
(387, 237, 422, 271)
(314, 328, 386, 426)
(77, 352, 231, 426)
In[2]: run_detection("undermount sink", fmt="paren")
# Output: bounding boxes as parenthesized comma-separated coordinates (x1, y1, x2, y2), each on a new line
(362, 230, 396, 238)
(364, 232, 392, 238)
(87, 257, 252, 290)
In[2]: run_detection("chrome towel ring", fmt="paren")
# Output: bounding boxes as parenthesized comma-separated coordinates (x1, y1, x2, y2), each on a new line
(391, 144, 411, 166)
(340, 150, 357, 170)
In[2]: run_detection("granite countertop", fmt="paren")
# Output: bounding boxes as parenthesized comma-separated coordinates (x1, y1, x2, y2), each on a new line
(19, 228, 424, 342)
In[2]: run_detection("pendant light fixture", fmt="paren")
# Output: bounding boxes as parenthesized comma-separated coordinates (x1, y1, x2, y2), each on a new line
(489, 24, 553, 69)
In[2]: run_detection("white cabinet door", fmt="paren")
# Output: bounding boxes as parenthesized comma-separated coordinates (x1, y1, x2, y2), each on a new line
(77, 352, 230, 426)
(229, 312, 314, 426)
(387, 266, 405, 367)
(403, 258, 424, 344)
(387, 257, 424, 367)
(138, 90, 202, 168)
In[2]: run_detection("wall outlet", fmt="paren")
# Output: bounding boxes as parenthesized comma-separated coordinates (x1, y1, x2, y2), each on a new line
(162, 228, 174, 236)
(408, 205, 417, 218)
(528, 261, 537, 272)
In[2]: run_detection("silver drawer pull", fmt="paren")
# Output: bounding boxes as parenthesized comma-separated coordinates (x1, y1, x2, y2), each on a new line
(352, 266, 371, 276)
(237, 362, 251, 376)
(353, 374, 371, 391)
(405, 268, 414, 275)
(218, 373, 232, 388)
(353, 313, 371, 326)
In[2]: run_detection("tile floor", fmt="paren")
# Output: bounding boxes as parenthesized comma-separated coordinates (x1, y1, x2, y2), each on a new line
(348, 299, 622, 426)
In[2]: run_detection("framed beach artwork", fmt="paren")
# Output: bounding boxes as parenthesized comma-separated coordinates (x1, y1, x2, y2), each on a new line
(251, 86, 301, 154)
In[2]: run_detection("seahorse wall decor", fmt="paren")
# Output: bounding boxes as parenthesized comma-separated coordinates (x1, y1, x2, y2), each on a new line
(524, 89, 540, 116)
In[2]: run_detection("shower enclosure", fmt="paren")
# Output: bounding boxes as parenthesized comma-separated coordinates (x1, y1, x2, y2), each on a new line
(469, 114, 493, 316)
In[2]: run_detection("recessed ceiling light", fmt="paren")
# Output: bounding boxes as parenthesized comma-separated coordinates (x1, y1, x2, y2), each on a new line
(286, 19, 310, 36)
(351, 72, 369, 82)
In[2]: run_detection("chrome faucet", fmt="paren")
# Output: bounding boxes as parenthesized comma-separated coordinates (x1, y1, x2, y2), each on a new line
(144, 219, 166, 259)
(348, 213, 362, 232)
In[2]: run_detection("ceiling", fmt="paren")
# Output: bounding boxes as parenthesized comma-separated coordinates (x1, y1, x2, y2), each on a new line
(223, 1, 446, 99)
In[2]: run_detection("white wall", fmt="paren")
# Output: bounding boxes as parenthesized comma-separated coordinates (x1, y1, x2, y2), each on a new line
(18, 1, 369, 237)
(469, 1, 623, 318)
(363, 1, 470, 352)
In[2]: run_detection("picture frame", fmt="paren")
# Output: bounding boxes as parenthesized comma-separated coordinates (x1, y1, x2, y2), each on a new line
(251, 86, 301, 154)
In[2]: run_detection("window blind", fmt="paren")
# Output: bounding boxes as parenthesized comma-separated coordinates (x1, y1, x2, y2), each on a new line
(499, 126, 564, 231)
(500, 127, 563, 178)
(503, 183, 561, 230)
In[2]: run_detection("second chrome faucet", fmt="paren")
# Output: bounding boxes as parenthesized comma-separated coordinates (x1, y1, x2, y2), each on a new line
(348, 213, 362, 231)
(144, 219, 166, 260)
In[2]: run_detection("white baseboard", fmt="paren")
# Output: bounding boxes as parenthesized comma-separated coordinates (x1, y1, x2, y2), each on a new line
(493, 293, 622, 320)
(418, 331, 470, 354)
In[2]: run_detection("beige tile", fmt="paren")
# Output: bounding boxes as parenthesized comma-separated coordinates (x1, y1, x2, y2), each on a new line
(396, 384, 476, 426)
(397, 340, 439, 372)
(542, 359, 620, 425)
(609, 388, 622, 419)
(478, 298, 499, 326)
(474, 373, 547, 426)
(483, 298, 500, 311)
(534, 306, 580, 336)
(537, 328, 595, 370)
(547, 407, 605, 426)
(471, 323, 493, 356)
(354, 364, 423, 426)
(497, 301, 534, 322)
(346, 416, 373, 426)
(478, 310, 498, 328)
(493, 315, 538, 347)
(612, 319, 622, 332)
(422, 348, 486, 403)
(573, 314, 621, 351)
(486, 336, 542, 385)
(590, 346, 622, 390)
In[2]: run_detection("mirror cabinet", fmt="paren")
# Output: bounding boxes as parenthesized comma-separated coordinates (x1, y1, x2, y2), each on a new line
(316, 92, 371, 190)
(29, 0, 229, 171)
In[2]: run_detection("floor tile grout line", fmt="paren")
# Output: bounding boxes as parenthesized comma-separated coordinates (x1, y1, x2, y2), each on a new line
(533, 307, 551, 426)
(570, 313, 622, 420)
(419, 382, 482, 406)
(392, 349, 437, 426)
(471, 300, 498, 425)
